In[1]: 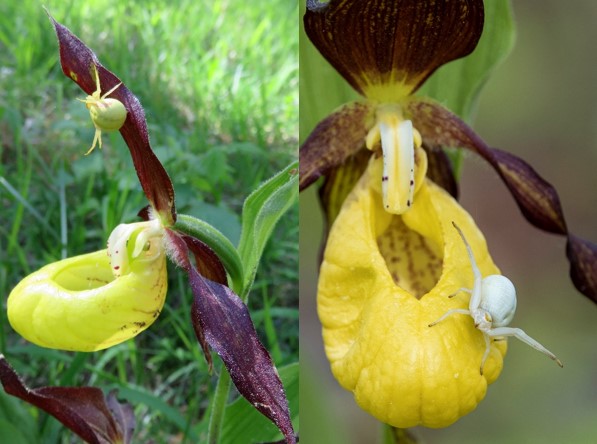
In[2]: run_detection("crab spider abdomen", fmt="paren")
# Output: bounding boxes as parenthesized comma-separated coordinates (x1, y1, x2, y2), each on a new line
(480, 275, 516, 327)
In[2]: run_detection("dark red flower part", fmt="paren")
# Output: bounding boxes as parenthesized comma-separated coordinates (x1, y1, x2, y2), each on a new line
(300, 102, 375, 191)
(166, 231, 296, 444)
(304, 0, 484, 100)
(567, 235, 597, 299)
(407, 98, 597, 303)
(424, 147, 459, 199)
(0, 355, 134, 444)
(182, 234, 228, 286)
(47, 12, 176, 226)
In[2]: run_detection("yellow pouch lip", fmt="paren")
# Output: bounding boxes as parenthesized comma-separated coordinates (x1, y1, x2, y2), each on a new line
(8, 246, 167, 352)
(318, 158, 507, 428)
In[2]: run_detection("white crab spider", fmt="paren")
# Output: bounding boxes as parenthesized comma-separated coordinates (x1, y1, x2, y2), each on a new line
(429, 221, 563, 375)
(77, 64, 127, 155)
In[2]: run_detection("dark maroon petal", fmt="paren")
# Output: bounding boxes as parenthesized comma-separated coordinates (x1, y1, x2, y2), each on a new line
(0, 355, 133, 444)
(485, 148, 567, 233)
(304, 0, 484, 99)
(47, 12, 176, 225)
(191, 307, 214, 374)
(319, 148, 370, 229)
(164, 229, 216, 372)
(189, 270, 296, 443)
(424, 146, 459, 199)
(300, 101, 375, 191)
(106, 391, 135, 444)
(164, 229, 227, 286)
(408, 98, 597, 303)
(567, 235, 597, 302)
(137, 205, 152, 221)
(182, 234, 228, 286)
(165, 233, 295, 443)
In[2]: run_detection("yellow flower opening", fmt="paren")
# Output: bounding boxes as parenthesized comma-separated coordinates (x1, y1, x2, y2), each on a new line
(8, 220, 167, 352)
(317, 158, 507, 428)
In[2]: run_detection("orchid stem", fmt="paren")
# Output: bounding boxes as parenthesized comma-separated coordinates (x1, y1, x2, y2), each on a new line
(173, 214, 244, 292)
(207, 365, 233, 444)
(381, 424, 419, 444)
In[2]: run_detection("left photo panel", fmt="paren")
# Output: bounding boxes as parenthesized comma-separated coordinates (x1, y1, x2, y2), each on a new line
(0, 1, 298, 442)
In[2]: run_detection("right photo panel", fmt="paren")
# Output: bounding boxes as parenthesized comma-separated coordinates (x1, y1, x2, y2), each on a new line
(299, 1, 597, 443)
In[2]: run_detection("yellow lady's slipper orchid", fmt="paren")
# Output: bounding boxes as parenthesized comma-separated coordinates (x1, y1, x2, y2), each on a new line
(318, 157, 507, 428)
(8, 220, 167, 352)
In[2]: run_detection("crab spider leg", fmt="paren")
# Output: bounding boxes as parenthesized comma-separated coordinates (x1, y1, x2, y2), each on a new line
(92, 65, 101, 94)
(451, 222, 480, 282)
(487, 327, 563, 367)
(448, 287, 472, 298)
(428, 308, 471, 327)
(480, 334, 491, 375)
(85, 128, 102, 155)
(86, 64, 121, 99)
(101, 82, 123, 99)
(451, 222, 483, 312)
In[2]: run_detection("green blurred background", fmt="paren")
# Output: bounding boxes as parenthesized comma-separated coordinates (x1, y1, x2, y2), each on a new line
(300, 1, 597, 443)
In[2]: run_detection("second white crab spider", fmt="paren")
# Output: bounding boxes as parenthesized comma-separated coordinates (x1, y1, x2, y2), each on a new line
(77, 64, 127, 155)
(429, 221, 563, 375)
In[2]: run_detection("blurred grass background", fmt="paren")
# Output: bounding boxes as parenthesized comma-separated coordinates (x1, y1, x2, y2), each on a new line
(300, 1, 597, 443)
(0, 0, 298, 442)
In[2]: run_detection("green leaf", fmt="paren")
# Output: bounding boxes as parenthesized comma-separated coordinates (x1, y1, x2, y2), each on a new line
(0, 390, 38, 444)
(173, 214, 244, 293)
(112, 384, 193, 438)
(220, 363, 299, 444)
(417, 0, 516, 121)
(0, 419, 32, 444)
(237, 161, 298, 298)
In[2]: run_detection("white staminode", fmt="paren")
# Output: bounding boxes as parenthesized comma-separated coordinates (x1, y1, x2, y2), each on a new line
(429, 222, 563, 374)
(366, 105, 419, 215)
(107, 219, 164, 278)
(379, 118, 414, 214)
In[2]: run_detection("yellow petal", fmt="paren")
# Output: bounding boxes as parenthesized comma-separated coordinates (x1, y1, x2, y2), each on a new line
(8, 224, 167, 352)
(318, 158, 507, 428)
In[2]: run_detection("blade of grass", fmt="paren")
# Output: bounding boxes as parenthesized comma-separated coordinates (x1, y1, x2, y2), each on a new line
(0, 176, 60, 242)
